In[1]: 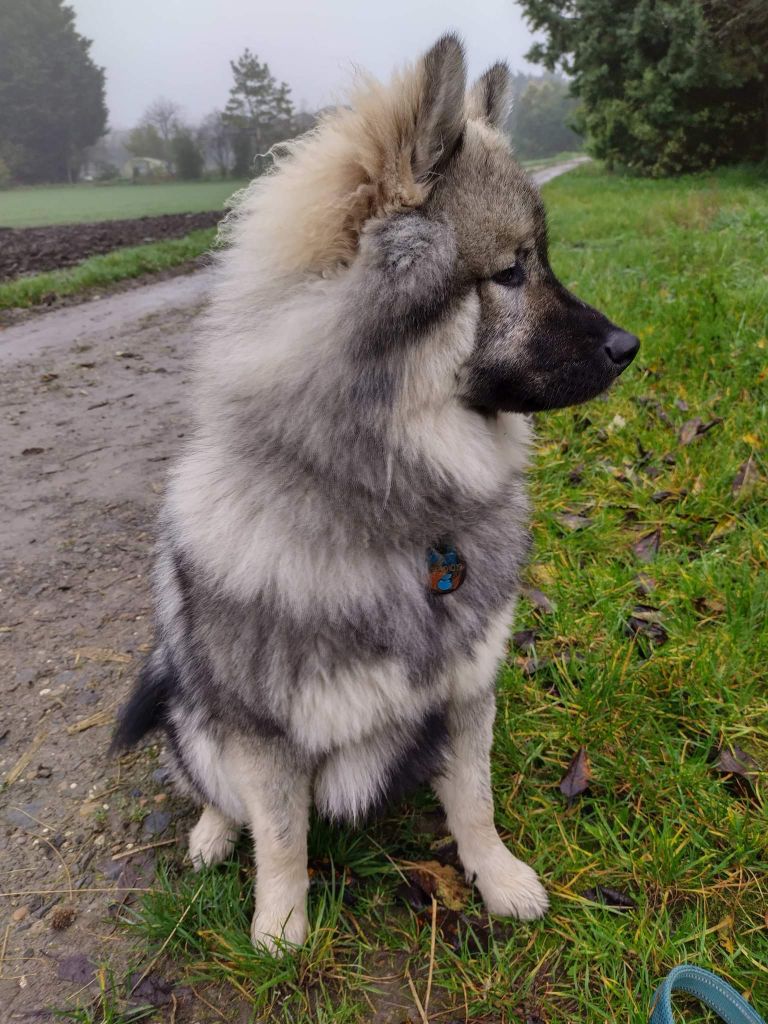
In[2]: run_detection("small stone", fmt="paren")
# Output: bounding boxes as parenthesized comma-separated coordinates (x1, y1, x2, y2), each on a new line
(12, 906, 29, 922)
(142, 809, 171, 836)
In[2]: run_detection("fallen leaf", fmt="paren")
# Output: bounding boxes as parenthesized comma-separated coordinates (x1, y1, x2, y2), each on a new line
(675, 398, 689, 412)
(708, 517, 737, 542)
(583, 885, 636, 909)
(693, 595, 726, 618)
(635, 573, 657, 596)
(679, 418, 703, 445)
(732, 455, 761, 497)
(511, 629, 537, 654)
(407, 860, 471, 911)
(520, 586, 555, 615)
(559, 747, 591, 799)
(557, 513, 593, 531)
(632, 529, 661, 562)
(625, 606, 668, 646)
(716, 746, 760, 777)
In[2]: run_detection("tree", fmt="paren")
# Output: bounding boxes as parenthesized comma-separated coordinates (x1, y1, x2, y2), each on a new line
(199, 110, 233, 177)
(518, 0, 768, 175)
(223, 50, 294, 176)
(126, 123, 167, 163)
(126, 98, 181, 171)
(171, 128, 204, 180)
(0, 0, 107, 182)
(508, 77, 581, 159)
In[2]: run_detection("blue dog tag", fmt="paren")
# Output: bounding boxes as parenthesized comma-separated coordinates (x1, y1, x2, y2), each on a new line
(427, 543, 466, 595)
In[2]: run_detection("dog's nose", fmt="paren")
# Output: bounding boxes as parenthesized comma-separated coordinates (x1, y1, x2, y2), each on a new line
(603, 329, 640, 368)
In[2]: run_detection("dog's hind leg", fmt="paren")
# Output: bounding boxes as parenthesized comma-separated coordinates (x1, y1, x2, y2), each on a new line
(433, 692, 549, 921)
(227, 747, 312, 954)
(189, 805, 240, 869)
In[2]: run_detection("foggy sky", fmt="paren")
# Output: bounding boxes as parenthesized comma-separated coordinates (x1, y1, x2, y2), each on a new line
(68, 0, 541, 130)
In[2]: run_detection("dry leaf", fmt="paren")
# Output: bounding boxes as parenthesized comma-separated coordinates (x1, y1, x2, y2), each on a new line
(632, 529, 661, 562)
(625, 605, 668, 646)
(407, 860, 471, 911)
(716, 746, 760, 778)
(732, 455, 760, 497)
(679, 418, 703, 445)
(583, 885, 636, 909)
(557, 513, 593, 531)
(560, 747, 591, 799)
(520, 586, 555, 615)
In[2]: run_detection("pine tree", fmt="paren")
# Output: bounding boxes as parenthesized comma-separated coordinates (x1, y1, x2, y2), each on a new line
(223, 50, 294, 176)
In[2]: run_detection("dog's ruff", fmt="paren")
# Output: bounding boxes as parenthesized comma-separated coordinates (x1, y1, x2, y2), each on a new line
(113, 33, 638, 952)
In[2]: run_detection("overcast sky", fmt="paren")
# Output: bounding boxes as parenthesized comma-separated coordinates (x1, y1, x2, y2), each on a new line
(68, 0, 541, 130)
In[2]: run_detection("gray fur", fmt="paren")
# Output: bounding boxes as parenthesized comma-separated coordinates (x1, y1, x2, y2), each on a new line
(114, 34, 638, 951)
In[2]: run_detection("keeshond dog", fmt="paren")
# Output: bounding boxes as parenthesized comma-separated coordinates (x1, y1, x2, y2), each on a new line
(114, 34, 638, 951)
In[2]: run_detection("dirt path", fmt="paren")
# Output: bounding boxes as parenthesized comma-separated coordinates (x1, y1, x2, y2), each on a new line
(0, 162, 577, 1019)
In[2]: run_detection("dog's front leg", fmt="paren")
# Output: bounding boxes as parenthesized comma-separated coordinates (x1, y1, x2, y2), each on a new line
(434, 692, 549, 920)
(237, 749, 311, 953)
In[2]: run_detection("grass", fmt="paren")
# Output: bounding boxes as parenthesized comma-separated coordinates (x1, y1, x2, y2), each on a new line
(61, 163, 767, 1023)
(0, 228, 215, 310)
(0, 179, 249, 228)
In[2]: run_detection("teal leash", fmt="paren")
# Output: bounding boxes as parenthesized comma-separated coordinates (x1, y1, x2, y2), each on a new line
(650, 966, 765, 1024)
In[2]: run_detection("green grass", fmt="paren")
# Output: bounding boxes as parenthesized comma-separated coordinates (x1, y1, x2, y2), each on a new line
(63, 164, 767, 1023)
(0, 228, 215, 310)
(0, 179, 248, 228)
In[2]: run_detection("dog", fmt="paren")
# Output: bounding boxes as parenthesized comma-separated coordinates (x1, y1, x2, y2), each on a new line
(113, 33, 638, 952)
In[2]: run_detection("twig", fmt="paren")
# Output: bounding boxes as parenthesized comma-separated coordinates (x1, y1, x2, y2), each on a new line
(110, 838, 177, 861)
(424, 896, 437, 1016)
(0, 923, 10, 981)
(3, 730, 47, 788)
(406, 968, 429, 1024)
(66, 705, 117, 734)
(130, 882, 204, 995)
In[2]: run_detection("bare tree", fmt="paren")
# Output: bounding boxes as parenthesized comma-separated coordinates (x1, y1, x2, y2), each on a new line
(144, 98, 181, 146)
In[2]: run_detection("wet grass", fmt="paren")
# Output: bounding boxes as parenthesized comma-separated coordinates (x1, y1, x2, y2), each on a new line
(59, 163, 768, 1022)
(0, 179, 248, 228)
(0, 228, 215, 310)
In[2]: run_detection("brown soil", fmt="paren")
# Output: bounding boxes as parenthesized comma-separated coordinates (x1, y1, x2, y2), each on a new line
(0, 211, 222, 281)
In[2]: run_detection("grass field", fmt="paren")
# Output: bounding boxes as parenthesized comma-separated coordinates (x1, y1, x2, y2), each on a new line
(0, 179, 248, 228)
(0, 228, 216, 310)
(63, 164, 767, 1024)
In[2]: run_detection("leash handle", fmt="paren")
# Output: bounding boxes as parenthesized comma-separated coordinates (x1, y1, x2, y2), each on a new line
(650, 965, 765, 1024)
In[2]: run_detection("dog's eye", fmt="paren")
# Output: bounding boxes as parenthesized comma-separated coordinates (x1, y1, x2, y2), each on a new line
(491, 264, 525, 288)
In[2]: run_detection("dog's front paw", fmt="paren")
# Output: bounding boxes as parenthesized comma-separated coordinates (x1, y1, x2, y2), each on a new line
(473, 845, 549, 921)
(250, 905, 308, 955)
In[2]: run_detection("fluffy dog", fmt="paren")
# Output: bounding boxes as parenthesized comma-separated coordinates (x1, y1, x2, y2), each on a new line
(113, 34, 638, 951)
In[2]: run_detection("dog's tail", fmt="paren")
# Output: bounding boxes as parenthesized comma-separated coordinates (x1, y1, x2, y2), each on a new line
(110, 646, 172, 753)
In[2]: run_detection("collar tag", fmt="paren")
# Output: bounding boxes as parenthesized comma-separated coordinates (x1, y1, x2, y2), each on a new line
(427, 543, 466, 595)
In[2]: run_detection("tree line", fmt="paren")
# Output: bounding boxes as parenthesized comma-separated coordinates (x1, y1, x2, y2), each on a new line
(519, 0, 768, 176)
(3, 0, 765, 185)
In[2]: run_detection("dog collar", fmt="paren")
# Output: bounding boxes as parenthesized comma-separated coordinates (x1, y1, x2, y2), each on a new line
(427, 543, 466, 595)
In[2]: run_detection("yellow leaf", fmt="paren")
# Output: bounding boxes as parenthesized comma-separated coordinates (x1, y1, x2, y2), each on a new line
(742, 433, 760, 448)
(407, 860, 471, 911)
(708, 517, 737, 542)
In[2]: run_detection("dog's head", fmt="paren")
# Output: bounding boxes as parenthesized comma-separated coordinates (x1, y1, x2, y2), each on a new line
(414, 39, 639, 413)
(235, 34, 637, 416)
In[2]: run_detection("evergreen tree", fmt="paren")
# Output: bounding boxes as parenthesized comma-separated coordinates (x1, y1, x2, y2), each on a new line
(0, 0, 107, 182)
(223, 50, 294, 176)
(518, 0, 768, 175)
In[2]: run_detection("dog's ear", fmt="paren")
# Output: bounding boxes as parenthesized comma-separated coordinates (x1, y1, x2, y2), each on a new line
(412, 34, 467, 181)
(466, 62, 512, 128)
